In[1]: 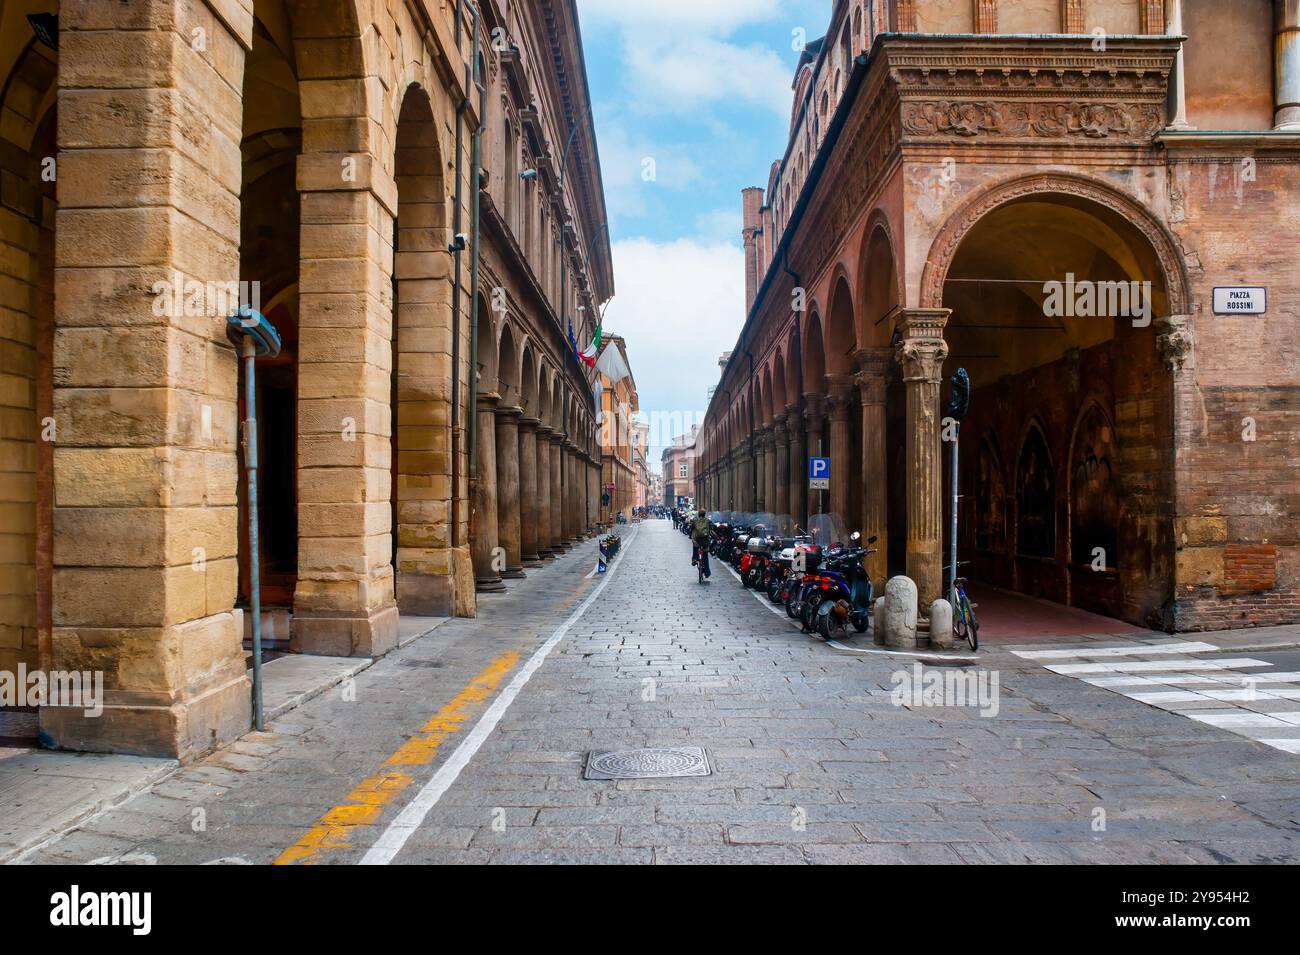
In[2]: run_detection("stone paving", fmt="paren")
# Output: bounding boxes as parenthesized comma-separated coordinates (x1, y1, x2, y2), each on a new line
(16, 521, 1300, 865)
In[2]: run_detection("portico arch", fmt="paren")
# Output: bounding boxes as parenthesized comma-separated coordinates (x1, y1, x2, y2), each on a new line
(855, 218, 901, 585)
(927, 173, 1188, 629)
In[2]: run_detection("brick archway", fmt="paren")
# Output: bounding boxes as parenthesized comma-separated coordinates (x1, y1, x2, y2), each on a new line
(930, 171, 1185, 629)
(919, 172, 1192, 317)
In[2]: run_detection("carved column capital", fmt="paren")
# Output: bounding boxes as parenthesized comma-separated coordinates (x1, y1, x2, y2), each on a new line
(802, 392, 824, 431)
(824, 374, 855, 420)
(494, 404, 523, 420)
(853, 346, 891, 406)
(1156, 313, 1194, 372)
(784, 403, 801, 431)
(893, 307, 951, 383)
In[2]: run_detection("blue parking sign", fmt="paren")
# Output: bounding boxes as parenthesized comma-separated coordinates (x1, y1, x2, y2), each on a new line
(809, 456, 830, 489)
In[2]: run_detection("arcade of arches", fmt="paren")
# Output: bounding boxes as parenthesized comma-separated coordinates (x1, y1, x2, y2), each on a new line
(0, 0, 611, 758)
(698, 26, 1299, 644)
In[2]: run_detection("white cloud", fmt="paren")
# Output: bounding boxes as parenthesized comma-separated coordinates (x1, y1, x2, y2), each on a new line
(624, 36, 793, 118)
(602, 236, 745, 454)
(580, 0, 781, 33)
(594, 118, 706, 222)
(693, 206, 743, 244)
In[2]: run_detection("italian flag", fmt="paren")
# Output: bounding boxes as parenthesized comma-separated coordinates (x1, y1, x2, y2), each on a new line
(579, 324, 601, 367)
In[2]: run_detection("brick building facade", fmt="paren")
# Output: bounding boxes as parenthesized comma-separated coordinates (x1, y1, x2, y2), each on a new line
(696, 0, 1300, 634)
(0, 0, 611, 757)
(662, 427, 698, 508)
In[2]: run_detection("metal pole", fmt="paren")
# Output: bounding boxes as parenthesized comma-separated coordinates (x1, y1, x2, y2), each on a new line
(241, 337, 264, 731)
(949, 422, 959, 607)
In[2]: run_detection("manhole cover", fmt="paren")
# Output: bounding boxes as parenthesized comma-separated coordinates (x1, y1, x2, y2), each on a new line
(584, 746, 711, 780)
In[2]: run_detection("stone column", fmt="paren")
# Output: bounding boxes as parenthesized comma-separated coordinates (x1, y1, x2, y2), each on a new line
(45, 1, 255, 756)
(754, 426, 769, 510)
(494, 404, 524, 578)
(518, 417, 541, 565)
(895, 308, 950, 608)
(722, 452, 731, 509)
(786, 405, 804, 524)
(773, 419, 790, 516)
(565, 443, 581, 541)
(803, 394, 825, 517)
(825, 374, 854, 519)
(1276, 0, 1300, 129)
(743, 436, 756, 511)
(855, 347, 891, 587)
(472, 393, 505, 592)
(534, 425, 554, 558)
(1165, 0, 1192, 129)
(549, 433, 566, 552)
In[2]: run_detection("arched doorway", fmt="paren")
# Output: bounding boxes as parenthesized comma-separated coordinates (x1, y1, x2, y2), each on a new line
(470, 293, 502, 591)
(932, 176, 1185, 629)
(825, 274, 857, 527)
(391, 82, 452, 614)
(856, 220, 900, 585)
(237, 3, 304, 650)
(0, 18, 57, 740)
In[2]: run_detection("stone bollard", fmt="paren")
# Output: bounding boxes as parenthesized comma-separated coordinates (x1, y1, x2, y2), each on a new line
(871, 596, 886, 646)
(929, 598, 954, 649)
(882, 575, 919, 648)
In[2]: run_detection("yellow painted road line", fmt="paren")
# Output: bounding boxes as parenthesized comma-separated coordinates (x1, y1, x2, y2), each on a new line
(359, 525, 640, 865)
(274, 650, 520, 865)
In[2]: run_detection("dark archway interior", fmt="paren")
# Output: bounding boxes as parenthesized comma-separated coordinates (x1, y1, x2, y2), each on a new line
(237, 7, 302, 609)
(941, 193, 1175, 628)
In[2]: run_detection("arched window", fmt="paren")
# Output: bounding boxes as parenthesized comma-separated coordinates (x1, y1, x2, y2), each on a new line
(1070, 405, 1119, 568)
(1016, 424, 1056, 558)
(854, 6, 863, 51)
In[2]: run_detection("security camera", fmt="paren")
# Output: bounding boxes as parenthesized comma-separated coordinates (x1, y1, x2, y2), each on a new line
(448, 233, 470, 252)
(519, 169, 539, 180)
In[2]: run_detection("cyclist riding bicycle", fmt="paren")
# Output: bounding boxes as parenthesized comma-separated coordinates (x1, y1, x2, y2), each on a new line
(690, 507, 712, 579)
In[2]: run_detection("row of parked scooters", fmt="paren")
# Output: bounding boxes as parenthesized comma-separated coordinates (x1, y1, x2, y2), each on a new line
(678, 509, 878, 642)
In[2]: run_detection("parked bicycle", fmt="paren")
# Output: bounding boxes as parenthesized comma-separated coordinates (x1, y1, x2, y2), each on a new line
(951, 562, 979, 651)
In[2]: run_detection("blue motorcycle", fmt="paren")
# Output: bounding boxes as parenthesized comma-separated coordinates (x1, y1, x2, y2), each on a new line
(812, 533, 878, 640)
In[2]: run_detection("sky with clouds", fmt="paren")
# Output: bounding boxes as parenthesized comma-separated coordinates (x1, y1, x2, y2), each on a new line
(576, 0, 831, 467)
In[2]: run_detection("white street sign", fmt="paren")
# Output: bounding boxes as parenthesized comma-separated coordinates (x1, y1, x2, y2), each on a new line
(1212, 287, 1266, 315)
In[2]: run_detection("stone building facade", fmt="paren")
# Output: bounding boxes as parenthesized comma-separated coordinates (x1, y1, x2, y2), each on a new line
(0, 0, 610, 758)
(597, 334, 638, 523)
(696, 0, 1300, 634)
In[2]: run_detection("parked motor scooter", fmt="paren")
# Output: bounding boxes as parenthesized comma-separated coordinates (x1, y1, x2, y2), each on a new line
(813, 533, 878, 639)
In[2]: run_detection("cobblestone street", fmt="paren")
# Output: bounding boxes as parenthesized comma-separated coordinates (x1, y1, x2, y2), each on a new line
(19, 521, 1300, 865)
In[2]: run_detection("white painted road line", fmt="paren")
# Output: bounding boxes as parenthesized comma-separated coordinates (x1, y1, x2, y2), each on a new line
(1011, 641, 1219, 660)
(358, 527, 639, 866)
(1046, 658, 1272, 675)
(1187, 712, 1300, 729)
(1259, 739, 1300, 754)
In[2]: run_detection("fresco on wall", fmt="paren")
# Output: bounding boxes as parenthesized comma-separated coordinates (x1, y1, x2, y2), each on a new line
(974, 437, 1006, 553)
(1016, 426, 1055, 559)
(1070, 405, 1119, 568)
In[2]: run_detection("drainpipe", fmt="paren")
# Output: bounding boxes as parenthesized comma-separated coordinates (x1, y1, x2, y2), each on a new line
(745, 349, 756, 510)
(467, 8, 484, 478)
(449, 0, 472, 544)
(1277, 0, 1300, 129)
(781, 243, 803, 522)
